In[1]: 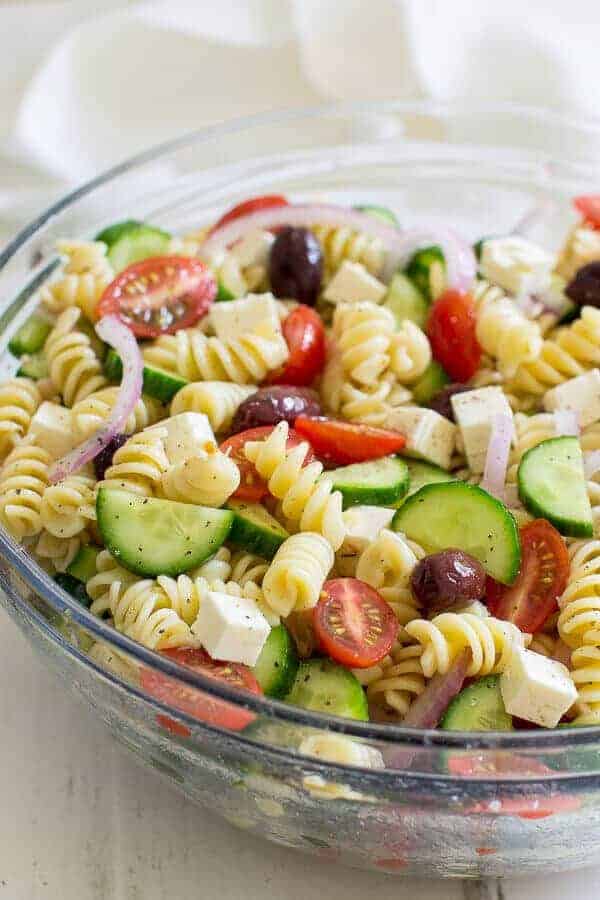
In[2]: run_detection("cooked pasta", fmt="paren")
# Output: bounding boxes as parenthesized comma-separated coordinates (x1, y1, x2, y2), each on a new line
(355, 529, 425, 626)
(558, 539, 600, 649)
(311, 224, 385, 279)
(244, 421, 345, 549)
(507, 412, 558, 482)
(262, 532, 334, 617)
(108, 578, 197, 649)
(332, 302, 395, 386)
(529, 632, 557, 658)
(87, 549, 139, 618)
(34, 530, 86, 573)
(473, 279, 543, 377)
(229, 550, 269, 588)
(0, 442, 51, 539)
(556, 226, 600, 282)
(44, 307, 108, 406)
(0, 377, 42, 459)
(101, 427, 170, 496)
(338, 376, 412, 426)
(190, 546, 232, 582)
(71, 387, 164, 440)
(39, 240, 113, 320)
(170, 381, 257, 433)
(389, 320, 432, 383)
(40, 475, 96, 538)
(160, 447, 240, 507)
(365, 643, 426, 719)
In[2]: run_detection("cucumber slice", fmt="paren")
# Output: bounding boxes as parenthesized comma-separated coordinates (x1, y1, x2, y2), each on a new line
(253, 625, 299, 698)
(354, 204, 399, 227)
(17, 352, 49, 381)
(392, 482, 521, 584)
(105, 348, 188, 403)
(518, 436, 593, 537)
(405, 460, 457, 499)
(67, 544, 100, 583)
(96, 488, 233, 576)
(216, 257, 247, 302)
(328, 456, 409, 508)
(226, 499, 289, 559)
(411, 361, 450, 405)
(107, 224, 171, 272)
(441, 675, 513, 731)
(473, 236, 497, 261)
(54, 573, 92, 608)
(383, 272, 429, 329)
(95, 219, 141, 247)
(9, 314, 52, 357)
(285, 659, 368, 721)
(404, 245, 445, 301)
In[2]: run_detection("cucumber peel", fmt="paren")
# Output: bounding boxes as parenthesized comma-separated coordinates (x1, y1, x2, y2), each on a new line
(226, 499, 288, 559)
(441, 675, 513, 732)
(286, 659, 368, 721)
(105, 348, 187, 404)
(328, 456, 409, 508)
(253, 625, 299, 698)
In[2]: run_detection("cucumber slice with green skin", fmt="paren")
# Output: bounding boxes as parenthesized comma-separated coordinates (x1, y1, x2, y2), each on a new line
(226, 499, 289, 559)
(8, 314, 52, 356)
(403, 460, 457, 500)
(392, 481, 521, 584)
(95, 219, 141, 247)
(354, 205, 399, 227)
(54, 573, 92, 608)
(328, 456, 409, 508)
(96, 488, 233, 576)
(107, 224, 171, 273)
(441, 675, 513, 731)
(67, 544, 100, 583)
(253, 625, 299, 698)
(285, 659, 368, 721)
(17, 352, 49, 381)
(411, 361, 450, 405)
(105, 348, 188, 403)
(473, 236, 498, 261)
(518, 436, 593, 537)
(383, 272, 429, 329)
(404, 245, 445, 301)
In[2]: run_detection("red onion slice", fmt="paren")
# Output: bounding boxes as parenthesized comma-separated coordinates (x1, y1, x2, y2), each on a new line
(49, 315, 143, 483)
(480, 413, 514, 502)
(402, 650, 470, 729)
(200, 203, 476, 291)
(553, 409, 580, 437)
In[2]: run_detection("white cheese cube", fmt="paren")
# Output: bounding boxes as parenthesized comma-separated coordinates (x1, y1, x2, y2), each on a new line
(480, 236, 555, 296)
(385, 407, 456, 470)
(192, 590, 270, 666)
(230, 229, 275, 268)
(209, 293, 281, 342)
(299, 733, 384, 769)
(451, 387, 513, 475)
(500, 647, 577, 728)
(341, 506, 395, 557)
(543, 369, 600, 428)
(30, 402, 77, 459)
(323, 261, 386, 305)
(147, 412, 216, 464)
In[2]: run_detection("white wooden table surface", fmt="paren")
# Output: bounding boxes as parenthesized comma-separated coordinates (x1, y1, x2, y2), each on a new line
(1, 612, 600, 899)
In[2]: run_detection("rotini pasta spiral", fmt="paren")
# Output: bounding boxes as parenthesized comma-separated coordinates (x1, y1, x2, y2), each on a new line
(364, 643, 426, 719)
(311, 224, 385, 279)
(44, 307, 108, 406)
(262, 532, 334, 617)
(0, 442, 51, 539)
(389, 321, 432, 384)
(558, 540, 600, 649)
(71, 387, 164, 441)
(109, 579, 197, 649)
(556, 226, 600, 282)
(40, 475, 96, 538)
(405, 612, 527, 678)
(570, 637, 600, 724)
(190, 546, 232, 582)
(338, 376, 412, 426)
(332, 302, 395, 386)
(39, 240, 113, 320)
(87, 549, 139, 618)
(0, 377, 42, 459)
(142, 321, 288, 385)
(244, 421, 345, 549)
(35, 530, 86, 573)
(355, 530, 425, 626)
(160, 447, 240, 507)
(170, 381, 257, 433)
(229, 550, 269, 587)
(102, 427, 169, 496)
(473, 280, 543, 377)
(507, 413, 557, 483)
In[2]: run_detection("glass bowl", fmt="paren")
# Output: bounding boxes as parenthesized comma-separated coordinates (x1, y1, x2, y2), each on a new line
(2, 101, 600, 879)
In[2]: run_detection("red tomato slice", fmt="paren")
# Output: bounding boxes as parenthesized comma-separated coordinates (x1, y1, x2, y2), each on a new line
(97, 256, 216, 338)
(294, 417, 406, 466)
(220, 425, 315, 502)
(486, 519, 569, 634)
(141, 648, 262, 736)
(574, 195, 600, 231)
(211, 194, 288, 232)
(427, 289, 482, 382)
(313, 578, 397, 668)
(270, 305, 326, 386)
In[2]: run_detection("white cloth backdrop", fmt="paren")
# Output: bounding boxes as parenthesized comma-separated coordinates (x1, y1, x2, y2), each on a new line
(1, 0, 600, 237)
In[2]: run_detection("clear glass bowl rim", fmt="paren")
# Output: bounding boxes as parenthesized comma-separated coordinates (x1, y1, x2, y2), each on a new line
(2, 98, 600, 758)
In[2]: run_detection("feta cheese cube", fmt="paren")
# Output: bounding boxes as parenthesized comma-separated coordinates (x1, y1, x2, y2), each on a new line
(30, 402, 76, 459)
(192, 590, 270, 666)
(230, 229, 275, 268)
(209, 293, 281, 342)
(323, 261, 386, 305)
(385, 407, 456, 470)
(451, 387, 514, 475)
(480, 236, 555, 296)
(543, 369, 600, 428)
(147, 412, 216, 464)
(500, 647, 577, 728)
(341, 505, 395, 557)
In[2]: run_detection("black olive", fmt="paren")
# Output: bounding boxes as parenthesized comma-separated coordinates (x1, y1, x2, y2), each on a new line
(94, 433, 128, 480)
(230, 385, 322, 434)
(268, 226, 323, 306)
(565, 261, 600, 308)
(410, 549, 487, 613)
(428, 383, 472, 422)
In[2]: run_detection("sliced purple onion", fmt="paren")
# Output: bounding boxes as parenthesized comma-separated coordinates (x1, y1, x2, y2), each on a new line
(479, 413, 514, 502)
(553, 409, 580, 437)
(402, 650, 470, 729)
(200, 203, 477, 291)
(49, 315, 143, 483)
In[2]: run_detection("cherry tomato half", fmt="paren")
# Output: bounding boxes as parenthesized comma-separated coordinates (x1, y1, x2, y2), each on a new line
(294, 416, 406, 466)
(220, 425, 315, 502)
(270, 305, 326, 387)
(314, 578, 397, 668)
(211, 194, 288, 233)
(427, 288, 482, 382)
(574, 195, 600, 231)
(97, 256, 216, 338)
(486, 519, 569, 634)
(141, 648, 262, 736)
